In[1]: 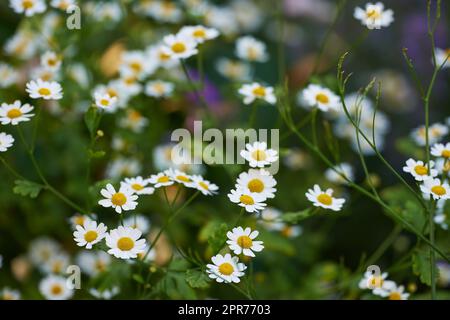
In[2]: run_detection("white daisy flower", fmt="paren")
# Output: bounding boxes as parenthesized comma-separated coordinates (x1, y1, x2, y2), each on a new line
(226, 226, 264, 257)
(144, 80, 174, 98)
(26, 79, 63, 100)
(94, 92, 118, 112)
(235, 36, 268, 62)
(298, 84, 340, 112)
(166, 168, 194, 187)
(39, 275, 73, 300)
(179, 25, 220, 44)
(121, 176, 155, 195)
(238, 82, 276, 105)
(434, 212, 448, 230)
(119, 50, 157, 79)
(68, 213, 96, 229)
(258, 207, 284, 231)
(118, 109, 149, 133)
(0, 132, 14, 152)
(325, 163, 354, 185)
(123, 214, 151, 234)
(420, 178, 450, 200)
(228, 188, 267, 213)
(89, 287, 119, 300)
(98, 183, 139, 214)
(146, 44, 179, 70)
(0, 63, 18, 88)
(216, 58, 251, 81)
(1, 287, 21, 300)
(162, 33, 198, 60)
(50, 0, 76, 10)
(236, 169, 277, 200)
(149, 171, 175, 188)
(10, 0, 46, 16)
(28, 237, 60, 266)
(4, 30, 39, 59)
(94, 80, 130, 109)
(435, 48, 450, 69)
(280, 225, 303, 238)
(354, 2, 394, 30)
(105, 226, 147, 259)
(76, 251, 111, 277)
(106, 157, 141, 178)
(190, 175, 219, 195)
(42, 252, 70, 274)
(378, 282, 410, 300)
(411, 123, 448, 146)
(403, 158, 438, 181)
(0, 100, 34, 125)
(431, 143, 450, 159)
(358, 271, 389, 291)
(240, 141, 278, 168)
(305, 184, 346, 211)
(30, 66, 59, 82)
(206, 253, 247, 283)
(73, 220, 107, 249)
(41, 51, 61, 71)
(148, 0, 183, 23)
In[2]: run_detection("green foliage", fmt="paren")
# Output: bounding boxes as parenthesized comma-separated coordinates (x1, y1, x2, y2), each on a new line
(185, 269, 210, 289)
(281, 208, 313, 224)
(13, 180, 43, 199)
(207, 222, 229, 253)
(412, 247, 439, 286)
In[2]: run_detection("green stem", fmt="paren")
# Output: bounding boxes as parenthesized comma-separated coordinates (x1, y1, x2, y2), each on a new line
(0, 155, 26, 180)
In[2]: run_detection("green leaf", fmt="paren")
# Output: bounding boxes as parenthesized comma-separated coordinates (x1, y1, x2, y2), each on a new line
(13, 180, 43, 199)
(281, 209, 313, 224)
(132, 274, 145, 284)
(412, 247, 439, 286)
(84, 107, 99, 136)
(207, 222, 228, 253)
(185, 269, 210, 289)
(89, 150, 105, 159)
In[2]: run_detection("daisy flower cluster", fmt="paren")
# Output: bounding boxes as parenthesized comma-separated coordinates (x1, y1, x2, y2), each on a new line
(359, 271, 409, 300)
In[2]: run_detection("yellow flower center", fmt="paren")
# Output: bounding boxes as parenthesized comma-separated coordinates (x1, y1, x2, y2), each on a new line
(367, 9, 381, 19)
(431, 185, 446, 196)
(281, 226, 293, 237)
(237, 235, 253, 249)
(153, 83, 166, 94)
(157, 175, 170, 183)
(239, 195, 254, 205)
(132, 183, 144, 191)
(159, 52, 170, 61)
(315, 93, 329, 104)
(73, 216, 85, 226)
(252, 86, 266, 97)
(414, 165, 428, 175)
(171, 42, 186, 53)
(441, 150, 450, 158)
(51, 284, 62, 295)
(52, 261, 63, 273)
(100, 99, 110, 106)
(369, 276, 384, 288)
(111, 192, 127, 206)
(251, 149, 267, 161)
(247, 179, 264, 193)
(95, 260, 106, 272)
(317, 193, 333, 205)
(7, 108, 22, 119)
(193, 29, 206, 38)
(129, 111, 142, 121)
(389, 292, 402, 300)
(22, 0, 34, 9)
(199, 181, 209, 190)
(129, 62, 142, 72)
(38, 88, 51, 96)
(247, 47, 258, 60)
(176, 175, 191, 183)
(107, 88, 118, 98)
(218, 262, 234, 276)
(117, 237, 134, 251)
(47, 58, 58, 66)
(84, 230, 98, 243)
